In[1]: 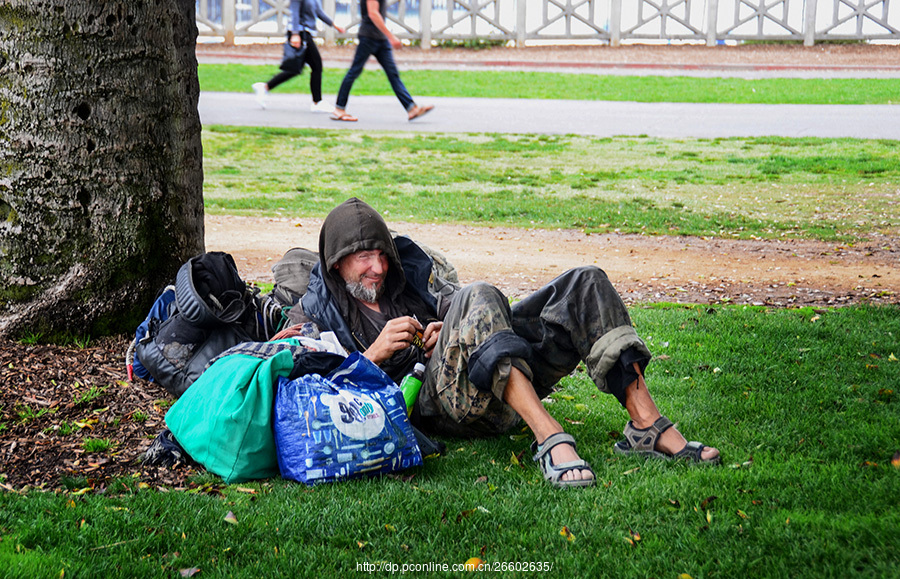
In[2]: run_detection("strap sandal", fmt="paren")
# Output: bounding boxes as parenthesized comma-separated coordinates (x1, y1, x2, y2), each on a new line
(613, 416, 720, 465)
(330, 112, 357, 122)
(531, 432, 596, 488)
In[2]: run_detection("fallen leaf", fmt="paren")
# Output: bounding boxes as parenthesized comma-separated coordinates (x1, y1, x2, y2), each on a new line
(475, 476, 488, 484)
(668, 499, 681, 509)
(892, 452, 900, 469)
(510, 452, 520, 467)
(560, 526, 575, 542)
(706, 510, 712, 524)
(623, 467, 640, 476)
(555, 394, 575, 400)
(357, 541, 368, 550)
(737, 509, 750, 519)
(888, 353, 898, 362)
(456, 510, 475, 523)
(574, 403, 588, 412)
(384, 524, 397, 532)
(513, 449, 527, 468)
(223, 511, 238, 525)
(679, 574, 695, 579)
(179, 568, 200, 578)
(700, 496, 718, 510)
(235, 487, 257, 494)
(810, 315, 820, 323)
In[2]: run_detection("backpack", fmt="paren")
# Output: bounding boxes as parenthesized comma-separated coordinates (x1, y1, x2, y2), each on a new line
(133, 252, 282, 398)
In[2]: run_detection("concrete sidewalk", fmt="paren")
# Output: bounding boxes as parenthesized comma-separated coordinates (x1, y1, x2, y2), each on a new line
(200, 92, 900, 139)
(197, 43, 900, 139)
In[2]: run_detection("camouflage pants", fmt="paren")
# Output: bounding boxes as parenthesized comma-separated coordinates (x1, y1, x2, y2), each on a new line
(415, 266, 651, 438)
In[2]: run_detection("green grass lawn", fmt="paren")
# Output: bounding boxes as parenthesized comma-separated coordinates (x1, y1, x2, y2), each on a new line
(199, 63, 900, 104)
(2, 305, 898, 577)
(202, 126, 900, 243)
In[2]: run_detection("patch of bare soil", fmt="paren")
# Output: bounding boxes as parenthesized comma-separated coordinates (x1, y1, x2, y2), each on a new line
(208, 215, 899, 308)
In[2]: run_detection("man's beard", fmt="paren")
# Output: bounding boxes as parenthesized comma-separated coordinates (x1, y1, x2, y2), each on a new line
(345, 280, 383, 304)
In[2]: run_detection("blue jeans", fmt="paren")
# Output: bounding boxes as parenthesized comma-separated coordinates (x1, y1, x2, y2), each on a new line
(336, 36, 414, 111)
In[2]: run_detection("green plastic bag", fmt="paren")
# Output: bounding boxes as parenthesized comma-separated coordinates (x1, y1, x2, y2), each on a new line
(165, 348, 295, 483)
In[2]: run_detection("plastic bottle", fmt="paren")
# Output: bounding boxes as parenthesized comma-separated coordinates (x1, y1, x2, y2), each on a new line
(399, 362, 426, 416)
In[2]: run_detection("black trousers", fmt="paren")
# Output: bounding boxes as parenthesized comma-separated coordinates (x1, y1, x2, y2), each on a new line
(267, 31, 324, 103)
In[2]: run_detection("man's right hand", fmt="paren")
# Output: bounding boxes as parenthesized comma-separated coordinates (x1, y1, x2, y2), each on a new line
(362, 316, 423, 365)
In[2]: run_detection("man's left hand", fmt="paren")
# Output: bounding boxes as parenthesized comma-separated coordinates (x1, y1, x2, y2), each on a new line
(422, 322, 443, 358)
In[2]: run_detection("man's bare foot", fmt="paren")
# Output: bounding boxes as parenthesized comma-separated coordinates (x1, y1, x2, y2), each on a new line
(628, 416, 720, 462)
(536, 431, 595, 483)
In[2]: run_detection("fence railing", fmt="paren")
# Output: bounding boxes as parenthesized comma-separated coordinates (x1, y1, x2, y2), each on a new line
(196, 0, 900, 47)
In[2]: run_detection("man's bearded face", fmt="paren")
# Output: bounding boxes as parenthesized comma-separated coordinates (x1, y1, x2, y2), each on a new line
(335, 249, 388, 304)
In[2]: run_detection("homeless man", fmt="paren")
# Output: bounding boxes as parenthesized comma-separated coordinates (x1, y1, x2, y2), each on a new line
(282, 198, 720, 488)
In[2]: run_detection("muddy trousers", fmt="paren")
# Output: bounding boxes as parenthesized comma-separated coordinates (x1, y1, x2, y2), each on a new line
(415, 266, 651, 438)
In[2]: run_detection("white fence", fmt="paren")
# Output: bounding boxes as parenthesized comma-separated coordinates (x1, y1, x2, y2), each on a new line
(196, 0, 900, 47)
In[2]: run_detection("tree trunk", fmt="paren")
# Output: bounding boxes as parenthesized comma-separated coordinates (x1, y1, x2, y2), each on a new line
(0, 0, 204, 339)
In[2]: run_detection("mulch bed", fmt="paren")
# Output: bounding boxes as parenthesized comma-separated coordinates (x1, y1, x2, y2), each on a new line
(0, 335, 199, 493)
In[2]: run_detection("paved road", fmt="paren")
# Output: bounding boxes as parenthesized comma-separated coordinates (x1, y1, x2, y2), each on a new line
(199, 91, 900, 139)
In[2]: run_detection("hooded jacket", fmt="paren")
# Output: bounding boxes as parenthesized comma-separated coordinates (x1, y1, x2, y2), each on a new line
(299, 198, 441, 381)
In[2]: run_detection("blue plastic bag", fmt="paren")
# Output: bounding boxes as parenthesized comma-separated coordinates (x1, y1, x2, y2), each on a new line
(274, 352, 422, 485)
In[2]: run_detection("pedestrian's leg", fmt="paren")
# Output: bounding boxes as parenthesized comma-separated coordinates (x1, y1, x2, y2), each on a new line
(303, 32, 324, 104)
(371, 39, 415, 111)
(266, 70, 297, 92)
(335, 38, 374, 114)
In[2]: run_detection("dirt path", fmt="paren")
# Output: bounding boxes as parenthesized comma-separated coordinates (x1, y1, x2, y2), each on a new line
(206, 215, 898, 307)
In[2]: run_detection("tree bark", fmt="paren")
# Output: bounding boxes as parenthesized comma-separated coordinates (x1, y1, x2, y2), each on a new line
(0, 0, 204, 339)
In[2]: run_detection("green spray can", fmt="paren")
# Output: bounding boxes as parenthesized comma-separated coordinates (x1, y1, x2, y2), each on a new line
(400, 362, 426, 416)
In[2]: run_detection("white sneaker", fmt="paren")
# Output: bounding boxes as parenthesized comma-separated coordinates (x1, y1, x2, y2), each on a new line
(252, 82, 268, 109)
(310, 101, 335, 114)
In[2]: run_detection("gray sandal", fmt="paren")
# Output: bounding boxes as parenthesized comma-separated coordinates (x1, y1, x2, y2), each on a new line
(614, 416, 720, 465)
(531, 432, 596, 488)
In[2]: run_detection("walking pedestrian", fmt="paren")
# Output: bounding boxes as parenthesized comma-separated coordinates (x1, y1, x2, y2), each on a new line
(331, 0, 433, 122)
(252, 0, 344, 114)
